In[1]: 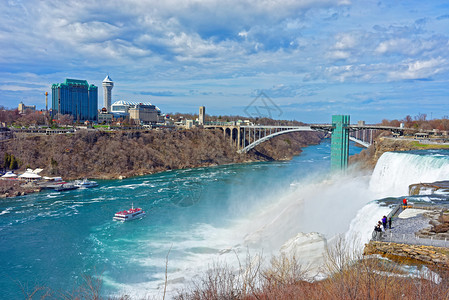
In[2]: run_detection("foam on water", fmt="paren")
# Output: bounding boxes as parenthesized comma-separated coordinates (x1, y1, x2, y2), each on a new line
(236, 169, 373, 252)
(97, 144, 371, 296)
(3, 144, 449, 298)
(345, 202, 392, 246)
(144, 150, 449, 296)
(103, 170, 378, 298)
(0, 207, 12, 215)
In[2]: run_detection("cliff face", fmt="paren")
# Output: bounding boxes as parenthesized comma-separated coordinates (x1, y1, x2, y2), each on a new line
(0, 129, 323, 180)
(349, 137, 426, 169)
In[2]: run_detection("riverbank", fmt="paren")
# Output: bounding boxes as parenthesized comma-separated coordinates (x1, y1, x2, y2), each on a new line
(0, 180, 41, 198)
(0, 128, 323, 198)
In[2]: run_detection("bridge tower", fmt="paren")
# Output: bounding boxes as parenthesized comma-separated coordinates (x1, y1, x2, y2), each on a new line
(331, 115, 350, 172)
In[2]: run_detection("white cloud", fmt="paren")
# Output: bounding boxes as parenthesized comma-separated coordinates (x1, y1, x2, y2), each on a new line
(0, 85, 36, 92)
(238, 31, 248, 38)
(389, 57, 447, 80)
(375, 37, 445, 57)
(328, 50, 351, 60)
(61, 21, 120, 43)
(376, 38, 411, 54)
(1, 0, 449, 121)
(334, 33, 357, 49)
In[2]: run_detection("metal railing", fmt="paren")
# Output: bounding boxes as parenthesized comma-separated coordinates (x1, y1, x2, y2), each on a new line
(381, 231, 449, 247)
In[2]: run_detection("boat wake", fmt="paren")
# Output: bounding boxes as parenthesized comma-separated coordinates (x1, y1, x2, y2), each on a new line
(0, 207, 12, 215)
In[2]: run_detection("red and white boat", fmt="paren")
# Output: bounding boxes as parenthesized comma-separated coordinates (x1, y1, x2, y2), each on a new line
(113, 204, 146, 222)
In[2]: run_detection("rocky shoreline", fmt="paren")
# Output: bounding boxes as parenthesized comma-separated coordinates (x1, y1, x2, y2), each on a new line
(0, 180, 41, 198)
(364, 206, 449, 268)
(364, 241, 449, 268)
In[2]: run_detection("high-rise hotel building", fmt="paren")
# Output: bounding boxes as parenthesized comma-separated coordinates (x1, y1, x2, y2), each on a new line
(51, 79, 98, 122)
(102, 75, 114, 112)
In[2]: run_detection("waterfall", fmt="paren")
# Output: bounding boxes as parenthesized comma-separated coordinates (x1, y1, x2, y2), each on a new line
(369, 152, 449, 198)
(343, 150, 449, 247)
(242, 150, 449, 269)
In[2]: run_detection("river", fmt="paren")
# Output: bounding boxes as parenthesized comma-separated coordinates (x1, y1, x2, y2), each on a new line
(1, 139, 449, 298)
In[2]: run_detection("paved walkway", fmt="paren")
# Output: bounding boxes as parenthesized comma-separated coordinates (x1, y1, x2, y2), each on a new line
(374, 206, 449, 248)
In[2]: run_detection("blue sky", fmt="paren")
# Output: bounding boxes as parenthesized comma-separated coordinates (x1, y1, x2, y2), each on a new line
(1, 0, 449, 123)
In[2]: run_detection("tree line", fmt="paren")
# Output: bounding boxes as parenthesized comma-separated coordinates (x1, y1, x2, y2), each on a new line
(380, 113, 449, 131)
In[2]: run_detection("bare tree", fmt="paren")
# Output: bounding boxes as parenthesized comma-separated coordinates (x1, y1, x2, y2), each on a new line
(57, 114, 74, 126)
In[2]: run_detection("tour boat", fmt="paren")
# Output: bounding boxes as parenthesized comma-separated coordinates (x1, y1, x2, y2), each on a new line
(113, 204, 145, 222)
(74, 178, 98, 188)
(54, 183, 79, 192)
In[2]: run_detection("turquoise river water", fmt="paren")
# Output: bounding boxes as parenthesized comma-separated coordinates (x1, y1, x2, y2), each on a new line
(2, 139, 449, 298)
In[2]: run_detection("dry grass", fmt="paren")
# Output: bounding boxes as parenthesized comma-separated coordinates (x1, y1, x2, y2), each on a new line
(15, 237, 449, 299)
(176, 237, 449, 300)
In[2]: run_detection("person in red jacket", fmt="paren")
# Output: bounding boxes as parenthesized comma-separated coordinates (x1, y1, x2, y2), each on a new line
(403, 198, 407, 208)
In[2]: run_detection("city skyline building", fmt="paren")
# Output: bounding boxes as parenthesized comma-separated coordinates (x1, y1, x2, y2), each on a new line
(199, 106, 205, 125)
(18, 101, 36, 114)
(110, 100, 162, 124)
(51, 78, 98, 122)
(102, 75, 114, 112)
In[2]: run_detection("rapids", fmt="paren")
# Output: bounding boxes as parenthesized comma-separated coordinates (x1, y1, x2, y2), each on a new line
(1, 141, 449, 298)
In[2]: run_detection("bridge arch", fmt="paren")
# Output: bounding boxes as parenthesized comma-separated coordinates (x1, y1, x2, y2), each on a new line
(206, 117, 407, 171)
(225, 127, 231, 137)
(223, 126, 241, 146)
(348, 136, 370, 148)
(239, 127, 316, 153)
(238, 127, 371, 153)
(232, 127, 238, 145)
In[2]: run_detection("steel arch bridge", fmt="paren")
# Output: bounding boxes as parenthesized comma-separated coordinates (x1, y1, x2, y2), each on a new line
(204, 116, 410, 171)
(238, 128, 371, 153)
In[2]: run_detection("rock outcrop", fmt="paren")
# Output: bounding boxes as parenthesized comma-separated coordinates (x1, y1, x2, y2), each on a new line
(409, 181, 449, 196)
(364, 241, 449, 268)
(417, 209, 449, 238)
(0, 180, 41, 198)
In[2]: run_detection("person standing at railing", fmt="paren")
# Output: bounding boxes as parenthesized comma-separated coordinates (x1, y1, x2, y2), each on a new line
(373, 221, 383, 240)
(382, 216, 387, 230)
(403, 198, 408, 208)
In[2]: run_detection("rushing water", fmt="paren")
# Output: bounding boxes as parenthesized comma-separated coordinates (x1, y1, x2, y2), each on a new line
(2, 140, 449, 298)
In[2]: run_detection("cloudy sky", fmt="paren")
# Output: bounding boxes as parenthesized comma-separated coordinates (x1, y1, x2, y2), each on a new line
(1, 0, 449, 123)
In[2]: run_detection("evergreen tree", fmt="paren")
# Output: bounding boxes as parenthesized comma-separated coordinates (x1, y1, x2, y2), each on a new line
(9, 155, 18, 170)
(4, 153, 10, 169)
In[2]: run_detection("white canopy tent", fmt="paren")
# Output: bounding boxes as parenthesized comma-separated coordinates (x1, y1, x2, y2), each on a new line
(19, 171, 42, 180)
(1, 171, 18, 178)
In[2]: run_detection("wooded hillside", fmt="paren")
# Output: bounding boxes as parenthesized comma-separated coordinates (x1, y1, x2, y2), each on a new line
(1, 129, 323, 180)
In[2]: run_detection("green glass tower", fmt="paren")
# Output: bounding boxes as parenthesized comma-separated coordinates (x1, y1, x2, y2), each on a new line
(331, 115, 350, 172)
(51, 79, 98, 122)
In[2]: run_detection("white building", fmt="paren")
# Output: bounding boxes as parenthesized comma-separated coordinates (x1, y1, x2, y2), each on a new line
(110, 100, 162, 124)
(102, 75, 114, 112)
(18, 102, 36, 114)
